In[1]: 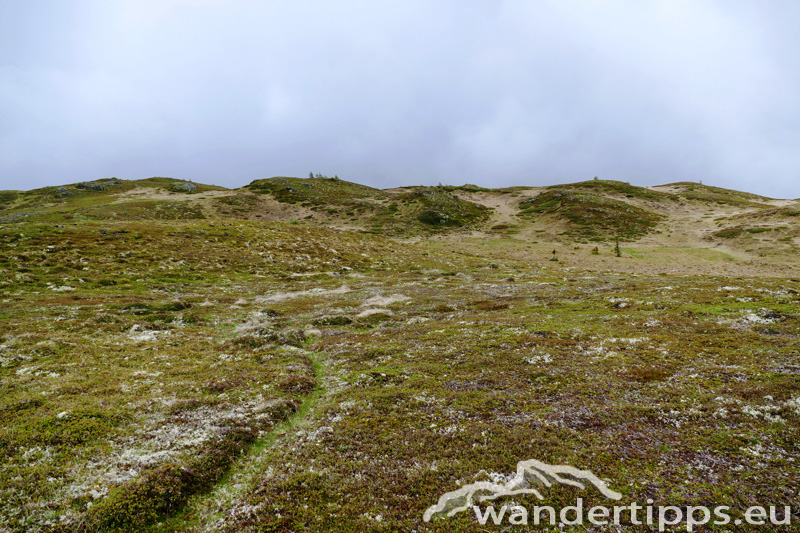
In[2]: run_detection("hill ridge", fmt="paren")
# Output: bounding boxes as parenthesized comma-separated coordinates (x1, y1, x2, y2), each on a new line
(1, 176, 797, 261)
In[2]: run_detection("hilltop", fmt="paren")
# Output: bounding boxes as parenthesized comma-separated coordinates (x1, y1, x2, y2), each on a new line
(1, 175, 798, 277)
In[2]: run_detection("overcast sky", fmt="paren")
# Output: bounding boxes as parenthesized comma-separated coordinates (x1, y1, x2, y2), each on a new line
(2, 1, 799, 198)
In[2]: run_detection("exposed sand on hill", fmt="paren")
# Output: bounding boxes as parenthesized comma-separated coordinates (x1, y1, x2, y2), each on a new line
(441, 186, 799, 278)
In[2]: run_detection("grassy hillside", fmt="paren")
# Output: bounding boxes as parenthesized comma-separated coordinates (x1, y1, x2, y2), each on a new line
(0, 178, 225, 225)
(1, 175, 800, 531)
(245, 176, 384, 207)
(565, 179, 677, 201)
(246, 178, 491, 235)
(1, 215, 799, 531)
(518, 189, 664, 240)
(391, 187, 491, 229)
(660, 181, 774, 208)
(2, 176, 799, 252)
(0, 219, 410, 531)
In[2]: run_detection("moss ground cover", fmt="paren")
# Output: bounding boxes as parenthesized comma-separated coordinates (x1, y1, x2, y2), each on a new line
(1, 184, 799, 531)
(519, 190, 664, 240)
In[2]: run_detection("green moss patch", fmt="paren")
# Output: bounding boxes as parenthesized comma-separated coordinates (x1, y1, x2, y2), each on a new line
(519, 190, 663, 239)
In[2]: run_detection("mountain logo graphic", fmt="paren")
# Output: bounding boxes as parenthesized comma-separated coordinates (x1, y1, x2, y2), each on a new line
(423, 458, 622, 522)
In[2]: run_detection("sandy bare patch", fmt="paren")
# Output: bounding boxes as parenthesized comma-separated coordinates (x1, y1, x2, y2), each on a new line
(112, 187, 235, 203)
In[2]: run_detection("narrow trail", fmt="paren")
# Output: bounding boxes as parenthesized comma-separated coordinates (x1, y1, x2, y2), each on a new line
(153, 349, 328, 533)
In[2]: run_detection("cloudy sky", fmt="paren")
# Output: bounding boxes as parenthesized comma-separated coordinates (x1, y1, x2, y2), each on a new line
(2, 1, 799, 198)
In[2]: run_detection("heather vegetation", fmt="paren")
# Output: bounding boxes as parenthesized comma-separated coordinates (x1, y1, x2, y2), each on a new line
(1, 176, 799, 531)
(518, 190, 664, 240)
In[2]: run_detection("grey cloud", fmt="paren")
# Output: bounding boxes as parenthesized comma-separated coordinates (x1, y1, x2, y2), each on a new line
(1, 0, 799, 198)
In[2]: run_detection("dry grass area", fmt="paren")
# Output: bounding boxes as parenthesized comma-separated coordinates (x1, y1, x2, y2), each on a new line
(1, 177, 799, 532)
